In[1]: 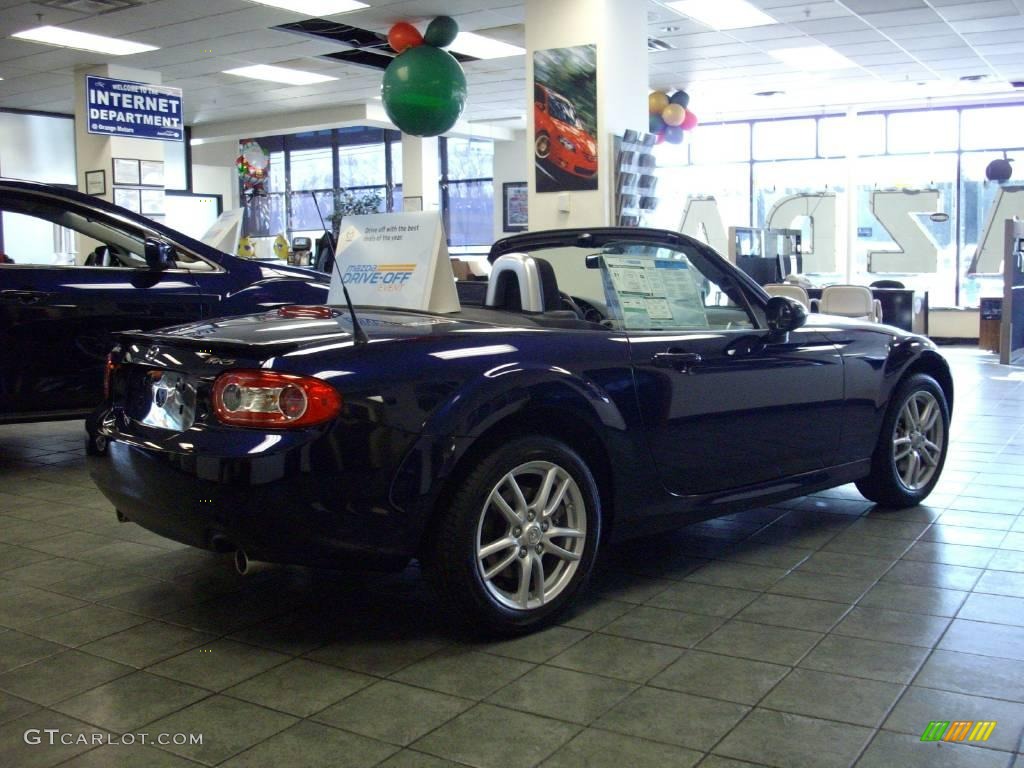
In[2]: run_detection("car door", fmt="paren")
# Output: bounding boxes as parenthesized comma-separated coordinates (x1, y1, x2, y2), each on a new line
(609, 241, 845, 497)
(0, 194, 205, 420)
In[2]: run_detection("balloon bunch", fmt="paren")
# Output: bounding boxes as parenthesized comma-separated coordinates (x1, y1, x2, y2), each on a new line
(648, 90, 698, 145)
(381, 16, 468, 137)
(236, 140, 269, 190)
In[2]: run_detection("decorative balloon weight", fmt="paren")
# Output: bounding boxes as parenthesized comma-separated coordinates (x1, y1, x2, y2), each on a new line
(387, 22, 423, 54)
(382, 44, 467, 136)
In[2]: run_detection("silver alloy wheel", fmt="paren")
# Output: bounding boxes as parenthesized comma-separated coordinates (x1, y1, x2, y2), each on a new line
(892, 390, 944, 491)
(536, 134, 550, 159)
(475, 460, 587, 611)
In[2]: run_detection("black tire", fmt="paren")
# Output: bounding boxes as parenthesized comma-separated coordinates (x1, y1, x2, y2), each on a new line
(535, 132, 551, 160)
(424, 435, 602, 637)
(856, 373, 949, 508)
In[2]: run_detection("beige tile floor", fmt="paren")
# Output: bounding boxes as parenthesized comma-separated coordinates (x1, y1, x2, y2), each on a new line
(0, 346, 1022, 768)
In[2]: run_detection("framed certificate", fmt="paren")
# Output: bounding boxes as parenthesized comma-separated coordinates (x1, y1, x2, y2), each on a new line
(140, 160, 165, 187)
(140, 189, 165, 216)
(503, 182, 528, 232)
(112, 158, 141, 186)
(114, 187, 141, 213)
(85, 170, 106, 196)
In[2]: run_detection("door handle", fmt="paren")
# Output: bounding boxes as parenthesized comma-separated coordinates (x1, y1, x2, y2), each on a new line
(0, 290, 48, 305)
(652, 351, 703, 372)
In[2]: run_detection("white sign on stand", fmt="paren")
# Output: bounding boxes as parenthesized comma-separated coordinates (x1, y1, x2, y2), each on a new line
(327, 212, 460, 313)
(200, 209, 244, 257)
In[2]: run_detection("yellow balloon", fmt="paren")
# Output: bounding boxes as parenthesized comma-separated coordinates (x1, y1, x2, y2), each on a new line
(237, 236, 255, 259)
(273, 234, 288, 260)
(648, 91, 669, 115)
(662, 103, 686, 127)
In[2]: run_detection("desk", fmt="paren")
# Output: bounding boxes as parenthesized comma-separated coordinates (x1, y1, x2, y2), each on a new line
(806, 288, 928, 334)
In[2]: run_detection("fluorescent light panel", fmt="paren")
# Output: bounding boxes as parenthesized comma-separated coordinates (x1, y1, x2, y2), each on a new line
(770, 46, 855, 71)
(248, 0, 367, 15)
(666, 0, 775, 30)
(448, 31, 525, 60)
(224, 64, 337, 84)
(12, 25, 157, 55)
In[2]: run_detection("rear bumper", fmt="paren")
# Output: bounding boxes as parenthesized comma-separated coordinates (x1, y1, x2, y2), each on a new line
(86, 410, 419, 571)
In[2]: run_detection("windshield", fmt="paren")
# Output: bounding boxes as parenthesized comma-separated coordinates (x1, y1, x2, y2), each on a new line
(498, 240, 755, 332)
(548, 94, 582, 129)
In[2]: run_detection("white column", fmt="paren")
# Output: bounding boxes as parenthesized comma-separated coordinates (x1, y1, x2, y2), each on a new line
(845, 106, 859, 283)
(401, 134, 440, 212)
(525, 0, 648, 230)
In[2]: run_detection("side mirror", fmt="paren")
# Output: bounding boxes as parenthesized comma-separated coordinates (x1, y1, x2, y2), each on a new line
(765, 296, 807, 335)
(144, 238, 176, 271)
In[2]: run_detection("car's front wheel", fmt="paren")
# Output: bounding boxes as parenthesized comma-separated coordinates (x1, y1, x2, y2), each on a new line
(535, 132, 551, 160)
(856, 373, 949, 508)
(426, 435, 601, 636)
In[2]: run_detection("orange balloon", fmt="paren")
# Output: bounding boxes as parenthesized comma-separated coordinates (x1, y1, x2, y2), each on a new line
(648, 91, 669, 115)
(388, 22, 423, 54)
(662, 103, 685, 126)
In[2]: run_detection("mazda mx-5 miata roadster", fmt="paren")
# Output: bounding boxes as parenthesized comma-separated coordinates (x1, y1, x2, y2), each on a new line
(87, 227, 953, 635)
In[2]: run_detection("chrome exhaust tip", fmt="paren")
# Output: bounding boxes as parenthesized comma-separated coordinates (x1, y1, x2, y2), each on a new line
(233, 549, 273, 575)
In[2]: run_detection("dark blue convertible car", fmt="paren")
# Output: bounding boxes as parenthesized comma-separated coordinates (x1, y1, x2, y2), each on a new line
(87, 227, 952, 635)
(0, 179, 328, 423)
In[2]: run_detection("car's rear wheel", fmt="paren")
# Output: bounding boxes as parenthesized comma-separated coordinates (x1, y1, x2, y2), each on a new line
(425, 435, 601, 636)
(535, 132, 551, 160)
(856, 373, 949, 508)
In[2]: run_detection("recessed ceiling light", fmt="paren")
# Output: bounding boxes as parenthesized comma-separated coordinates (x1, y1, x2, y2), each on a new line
(770, 45, 855, 71)
(447, 31, 525, 60)
(224, 64, 337, 85)
(661, 25, 680, 32)
(960, 74, 986, 82)
(666, 0, 776, 30)
(755, 90, 785, 97)
(247, 0, 367, 15)
(12, 25, 157, 55)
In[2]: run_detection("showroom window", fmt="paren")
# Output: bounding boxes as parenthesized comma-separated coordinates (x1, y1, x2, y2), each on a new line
(440, 136, 495, 249)
(654, 102, 1024, 307)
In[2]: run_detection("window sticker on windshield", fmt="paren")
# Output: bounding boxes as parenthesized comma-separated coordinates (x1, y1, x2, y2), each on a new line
(602, 254, 709, 330)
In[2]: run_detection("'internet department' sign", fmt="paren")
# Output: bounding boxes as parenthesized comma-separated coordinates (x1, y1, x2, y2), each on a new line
(86, 75, 184, 142)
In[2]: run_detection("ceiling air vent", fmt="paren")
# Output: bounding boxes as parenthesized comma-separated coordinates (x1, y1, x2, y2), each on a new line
(648, 37, 676, 52)
(273, 19, 477, 71)
(39, 0, 145, 13)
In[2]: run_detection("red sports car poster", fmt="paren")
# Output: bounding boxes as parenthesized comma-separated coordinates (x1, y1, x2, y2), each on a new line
(533, 45, 598, 193)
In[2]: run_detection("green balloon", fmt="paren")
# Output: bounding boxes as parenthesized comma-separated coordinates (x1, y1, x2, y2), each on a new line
(382, 46, 467, 136)
(424, 15, 459, 47)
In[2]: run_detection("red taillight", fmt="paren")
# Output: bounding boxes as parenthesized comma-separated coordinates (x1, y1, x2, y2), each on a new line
(276, 305, 335, 319)
(104, 354, 119, 399)
(211, 370, 342, 429)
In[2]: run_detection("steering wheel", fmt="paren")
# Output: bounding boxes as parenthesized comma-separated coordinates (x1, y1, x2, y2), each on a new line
(570, 296, 608, 324)
(86, 243, 132, 267)
(559, 291, 586, 320)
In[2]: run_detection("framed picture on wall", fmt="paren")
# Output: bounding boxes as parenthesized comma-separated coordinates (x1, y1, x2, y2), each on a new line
(113, 187, 141, 213)
(503, 182, 528, 232)
(140, 160, 165, 187)
(140, 189, 166, 216)
(85, 170, 106, 196)
(112, 158, 141, 186)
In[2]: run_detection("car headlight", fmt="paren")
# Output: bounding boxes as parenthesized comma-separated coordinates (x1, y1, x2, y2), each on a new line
(558, 137, 576, 151)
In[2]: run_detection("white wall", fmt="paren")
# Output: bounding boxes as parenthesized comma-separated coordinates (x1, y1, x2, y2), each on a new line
(190, 140, 240, 210)
(493, 130, 527, 241)
(929, 308, 980, 340)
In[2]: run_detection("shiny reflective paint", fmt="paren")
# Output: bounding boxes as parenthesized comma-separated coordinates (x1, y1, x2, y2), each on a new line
(0, 179, 328, 423)
(87, 227, 953, 573)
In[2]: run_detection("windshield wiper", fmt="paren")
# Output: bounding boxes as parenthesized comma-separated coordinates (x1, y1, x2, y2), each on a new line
(310, 191, 368, 346)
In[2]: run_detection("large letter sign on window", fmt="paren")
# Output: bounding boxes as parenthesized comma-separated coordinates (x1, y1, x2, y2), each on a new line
(680, 197, 728, 258)
(766, 192, 837, 273)
(868, 189, 941, 273)
(971, 186, 1024, 274)
(86, 75, 184, 142)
